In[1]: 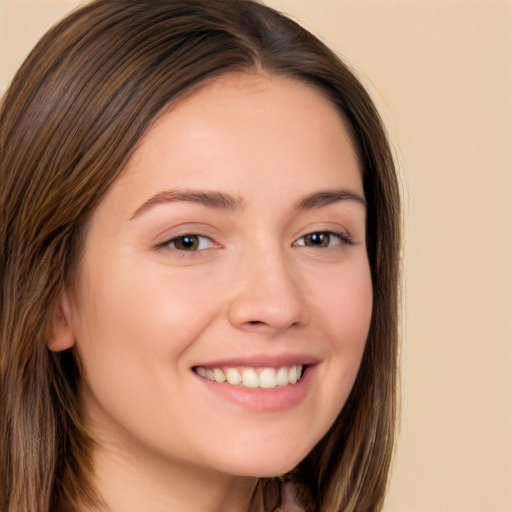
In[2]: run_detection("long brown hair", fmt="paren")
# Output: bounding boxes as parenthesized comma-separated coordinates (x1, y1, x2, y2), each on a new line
(0, 1, 401, 510)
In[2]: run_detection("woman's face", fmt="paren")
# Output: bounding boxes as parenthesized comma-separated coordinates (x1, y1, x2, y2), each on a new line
(63, 73, 372, 478)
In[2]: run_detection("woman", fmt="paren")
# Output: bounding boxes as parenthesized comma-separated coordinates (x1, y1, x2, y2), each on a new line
(0, 1, 401, 511)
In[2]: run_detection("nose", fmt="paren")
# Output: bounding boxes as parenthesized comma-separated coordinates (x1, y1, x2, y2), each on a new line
(227, 246, 310, 332)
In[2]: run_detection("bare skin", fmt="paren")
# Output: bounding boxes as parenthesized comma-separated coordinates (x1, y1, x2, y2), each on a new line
(52, 72, 372, 511)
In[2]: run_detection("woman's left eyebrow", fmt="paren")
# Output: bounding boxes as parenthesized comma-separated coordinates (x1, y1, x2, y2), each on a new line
(294, 189, 366, 210)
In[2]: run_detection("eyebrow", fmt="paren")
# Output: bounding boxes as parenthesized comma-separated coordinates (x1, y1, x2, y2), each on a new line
(295, 189, 366, 209)
(130, 188, 245, 219)
(130, 187, 366, 220)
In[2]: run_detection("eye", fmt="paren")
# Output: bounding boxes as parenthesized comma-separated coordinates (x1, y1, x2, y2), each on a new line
(295, 231, 351, 248)
(166, 234, 216, 251)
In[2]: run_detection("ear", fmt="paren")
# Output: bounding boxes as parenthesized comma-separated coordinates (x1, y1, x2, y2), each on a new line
(48, 294, 76, 352)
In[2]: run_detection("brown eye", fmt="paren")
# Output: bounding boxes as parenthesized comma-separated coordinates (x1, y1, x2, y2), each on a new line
(296, 231, 350, 249)
(163, 234, 218, 253)
(171, 235, 200, 251)
(303, 232, 331, 248)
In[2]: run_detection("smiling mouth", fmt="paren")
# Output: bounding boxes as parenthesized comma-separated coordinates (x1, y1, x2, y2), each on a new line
(193, 365, 305, 389)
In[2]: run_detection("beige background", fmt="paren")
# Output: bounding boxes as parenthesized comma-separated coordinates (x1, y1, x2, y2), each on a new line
(1, 1, 511, 510)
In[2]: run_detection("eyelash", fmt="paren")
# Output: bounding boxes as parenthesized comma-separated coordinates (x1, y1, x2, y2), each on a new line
(160, 230, 353, 253)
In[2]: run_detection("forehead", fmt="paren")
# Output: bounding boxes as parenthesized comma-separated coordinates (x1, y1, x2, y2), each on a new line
(99, 72, 363, 220)
(128, 73, 358, 175)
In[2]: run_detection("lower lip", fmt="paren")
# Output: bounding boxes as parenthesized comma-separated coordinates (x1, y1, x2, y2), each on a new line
(194, 366, 315, 412)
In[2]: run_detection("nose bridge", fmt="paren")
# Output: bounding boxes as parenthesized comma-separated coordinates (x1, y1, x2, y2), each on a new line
(227, 239, 309, 331)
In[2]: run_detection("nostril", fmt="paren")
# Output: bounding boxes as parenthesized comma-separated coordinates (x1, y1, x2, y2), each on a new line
(228, 287, 309, 331)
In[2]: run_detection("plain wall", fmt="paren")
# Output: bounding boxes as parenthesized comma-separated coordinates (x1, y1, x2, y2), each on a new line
(1, 1, 511, 511)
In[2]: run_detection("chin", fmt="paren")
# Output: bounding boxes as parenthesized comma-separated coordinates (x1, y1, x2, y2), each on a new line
(209, 444, 313, 478)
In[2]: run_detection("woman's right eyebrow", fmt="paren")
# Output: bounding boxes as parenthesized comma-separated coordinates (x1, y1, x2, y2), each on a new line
(129, 188, 246, 220)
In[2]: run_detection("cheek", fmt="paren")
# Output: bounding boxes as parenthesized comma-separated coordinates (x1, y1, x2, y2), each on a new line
(69, 267, 215, 422)
(318, 260, 373, 346)
(69, 263, 225, 447)
(75, 260, 221, 355)
(311, 260, 373, 406)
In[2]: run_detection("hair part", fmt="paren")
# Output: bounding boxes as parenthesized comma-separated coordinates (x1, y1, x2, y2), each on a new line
(0, 1, 401, 511)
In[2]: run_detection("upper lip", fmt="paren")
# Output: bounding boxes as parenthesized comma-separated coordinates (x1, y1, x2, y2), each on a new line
(192, 353, 321, 369)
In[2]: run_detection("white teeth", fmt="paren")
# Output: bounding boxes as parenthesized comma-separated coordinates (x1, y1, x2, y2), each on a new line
(242, 368, 259, 388)
(259, 368, 277, 389)
(276, 367, 289, 387)
(226, 368, 242, 385)
(195, 365, 305, 389)
(213, 368, 226, 383)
